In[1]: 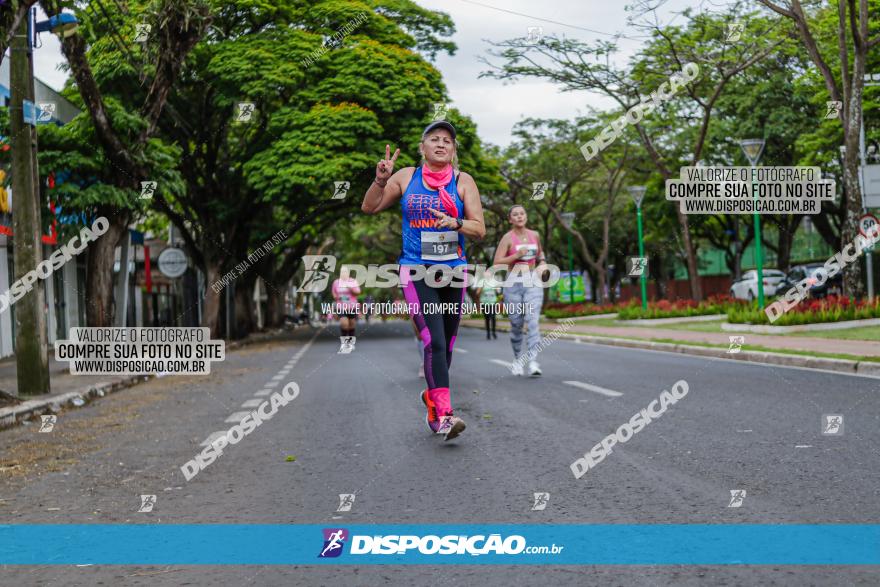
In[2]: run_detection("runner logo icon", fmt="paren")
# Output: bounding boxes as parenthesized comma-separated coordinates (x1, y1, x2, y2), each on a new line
(526, 26, 543, 44)
(727, 335, 744, 354)
(319, 528, 349, 558)
(432, 102, 448, 121)
(299, 255, 336, 292)
(532, 492, 549, 511)
(825, 101, 842, 119)
(332, 181, 350, 200)
(38, 415, 56, 432)
(138, 494, 157, 512)
(37, 102, 56, 123)
(338, 336, 356, 354)
(337, 494, 355, 512)
(237, 102, 255, 122)
(822, 414, 844, 435)
(727, 489, 746, 508)
(531, 182, 548, 200)
(436, 416, 454, 434)
(628, 257, 648, 277)
(724, 20, 743, 42)
(140, 181, 157, 200)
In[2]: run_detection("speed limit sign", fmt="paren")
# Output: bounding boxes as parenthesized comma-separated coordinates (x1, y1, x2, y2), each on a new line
(859, 213, 879, 238)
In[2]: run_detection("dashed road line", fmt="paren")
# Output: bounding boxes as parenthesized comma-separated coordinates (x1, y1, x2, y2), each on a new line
(200, 431, 228, 447)
(563, 380, 623, 397)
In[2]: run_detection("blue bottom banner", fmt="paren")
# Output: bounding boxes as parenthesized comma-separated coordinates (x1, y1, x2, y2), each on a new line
(2, 524, 878, 565)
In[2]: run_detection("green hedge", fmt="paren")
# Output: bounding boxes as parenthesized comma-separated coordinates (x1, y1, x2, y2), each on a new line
(727, 296, 880, 325)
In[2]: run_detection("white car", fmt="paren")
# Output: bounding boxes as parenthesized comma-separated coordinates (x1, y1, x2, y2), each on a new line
(729, 269, 786, 301)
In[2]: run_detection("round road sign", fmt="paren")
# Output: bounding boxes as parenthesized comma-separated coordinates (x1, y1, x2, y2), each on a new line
(157, 247, 188, 279)
(859, 213, 879, 238)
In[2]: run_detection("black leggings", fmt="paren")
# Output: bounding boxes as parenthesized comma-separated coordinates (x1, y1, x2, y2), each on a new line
(401, 266, 466, 389)
(484, 312, 496, 335)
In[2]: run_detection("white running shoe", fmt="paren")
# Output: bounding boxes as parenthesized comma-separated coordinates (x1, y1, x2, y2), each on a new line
(511, 361, 524, 376)
(528, 360, 542, 377)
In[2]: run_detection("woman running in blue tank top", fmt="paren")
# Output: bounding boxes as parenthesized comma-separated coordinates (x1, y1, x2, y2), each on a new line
(361, 121, 486, 441)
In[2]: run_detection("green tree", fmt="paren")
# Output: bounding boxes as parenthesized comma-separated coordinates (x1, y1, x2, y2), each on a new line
(758, 0, 880, 296)
(146, 0, 462, 336)
(39, 0, 210, 326)
(482, 2, 782, 301)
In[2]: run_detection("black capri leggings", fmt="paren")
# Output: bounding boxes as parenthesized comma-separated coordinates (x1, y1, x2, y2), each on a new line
(400, 265, 467, 390)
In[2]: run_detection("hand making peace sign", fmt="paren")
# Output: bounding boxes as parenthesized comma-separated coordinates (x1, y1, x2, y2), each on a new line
(376, 144, 400, 183)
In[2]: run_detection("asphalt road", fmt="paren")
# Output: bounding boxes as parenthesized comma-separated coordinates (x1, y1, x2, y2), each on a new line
(1, 320, 879, 586)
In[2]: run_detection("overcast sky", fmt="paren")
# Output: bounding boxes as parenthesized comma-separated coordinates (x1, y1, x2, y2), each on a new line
(31, 0, 705, 148)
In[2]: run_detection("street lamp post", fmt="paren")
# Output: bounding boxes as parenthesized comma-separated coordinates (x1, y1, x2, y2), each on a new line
(560, 212, 576, 303)
(628, 186, 648, 310)
(740, 139, 766, 309)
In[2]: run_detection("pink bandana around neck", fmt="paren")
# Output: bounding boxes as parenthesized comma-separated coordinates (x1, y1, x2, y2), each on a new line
(421, 164, 459, 218)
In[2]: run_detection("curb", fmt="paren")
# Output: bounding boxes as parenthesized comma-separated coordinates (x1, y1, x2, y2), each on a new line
(0, 375, 152, 430)
(615, 313, 726, 325)
(0, 327, 300, 431)
(461, 323, 880, 378)
(721, 317, 880, 334)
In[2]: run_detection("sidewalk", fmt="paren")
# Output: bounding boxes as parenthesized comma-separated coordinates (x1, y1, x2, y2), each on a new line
(462, 318, 880, 361)
(0, 350, 132, 400)
(0, 327, 302, 428)
(559, 323, 880, 358)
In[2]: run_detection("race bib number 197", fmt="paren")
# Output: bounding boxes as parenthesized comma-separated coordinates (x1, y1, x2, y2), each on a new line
(421, 231, 458, 261)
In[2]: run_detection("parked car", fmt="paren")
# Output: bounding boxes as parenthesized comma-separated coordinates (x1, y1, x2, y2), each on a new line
(774, 263, 843, 299)
(729, 269, 787, 301)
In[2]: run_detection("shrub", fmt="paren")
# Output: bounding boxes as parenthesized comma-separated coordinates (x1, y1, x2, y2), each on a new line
(727, 295, 880, 325)
(616, 294, 745, 320)
(543, 300, 636, 319)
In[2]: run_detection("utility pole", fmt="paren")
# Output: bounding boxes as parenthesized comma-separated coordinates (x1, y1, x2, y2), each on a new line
(9, 15, 50, 395)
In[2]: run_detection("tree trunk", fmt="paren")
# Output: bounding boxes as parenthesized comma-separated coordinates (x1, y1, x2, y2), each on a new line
(595, 266, 607, 305)
(677, 211, 702, 301)
(842, 127, 865, 297)
(201, 260, 224, 338)
(233, 279, 255, 339)
(265, 285, 285, 328)
(653, 255, 666, 300)
(85, 211, 127, 327)
(775, 219, 798, 271)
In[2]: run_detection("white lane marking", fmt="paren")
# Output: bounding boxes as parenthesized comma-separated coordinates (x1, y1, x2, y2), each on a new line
(271, 374, 284, 381)
(795, 445, 813, 448)
(737, 429, 753, 433)
(563, 381, 623, 398)
(241, 399, 263, 408)
(490, 359, 513, 369)
(263, 380, 279, 389)
(225, 411, 252, 423)
(454, 348, 468, 354)
(200, 431, 228, 447)
(255, 389, 274, 397)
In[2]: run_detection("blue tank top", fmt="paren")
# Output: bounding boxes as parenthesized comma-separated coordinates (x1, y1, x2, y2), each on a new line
(398, 166, 467, 266)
